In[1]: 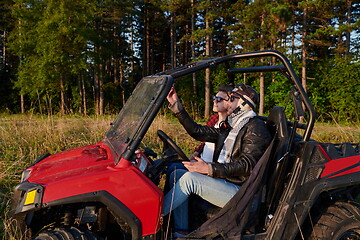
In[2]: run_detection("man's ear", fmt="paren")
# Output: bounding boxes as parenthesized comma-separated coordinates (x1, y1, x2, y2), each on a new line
(238, 99, 252, 111)
(237, 98, 246, 108)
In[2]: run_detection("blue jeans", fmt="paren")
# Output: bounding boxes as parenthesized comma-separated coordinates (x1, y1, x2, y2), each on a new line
(163, 162, 187, 193)
(162, 169, 241, 232)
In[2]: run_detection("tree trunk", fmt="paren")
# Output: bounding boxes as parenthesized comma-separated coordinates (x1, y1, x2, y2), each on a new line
(99, 63, 104, 115)
(2, 31, 5, 65)
(345, 0, 352, 58)
(94, 65, 100, 115)
(81, 72, 87, 115)
(204, 17, 211, 119)
(259, 72, 265, 116)
(205, 68, 211, 119)
(130, 22, 135, 74)
(299, 1, 309, 123)
(184, 24, 189, 65)
(128, 22, 135, 105)
(60, 75, 66, 115)
(291, 24, 295, 57)
(119, 60, 125, 106)
(46, 94, 52, 116)
(145, 7, 150, 75)
(301, 2, 308, 92)
(144, 2, 150, 75)
(259, 12, 265, 116)
(21, 94, 25, 114)
(191, 0, 198, 119)
(170, 13, 176, 68)
(78, 75, 82, 114)
(113, 24, 118, 84)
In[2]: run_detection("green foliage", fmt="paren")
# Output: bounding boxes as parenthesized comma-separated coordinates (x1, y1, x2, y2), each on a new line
(211, 65, 231, 90)
(0, 0, 359, 123)
(229, 0, 292, 52)
(176, 71, 206, 117)
(264, 73, 294, 115)
(309, 57, 360, 122)
(9, 0, 96, 113)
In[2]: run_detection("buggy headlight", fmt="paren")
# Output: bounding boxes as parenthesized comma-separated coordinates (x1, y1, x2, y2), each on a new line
(24, 189, 37, 205)
(13, 182, 43, 214)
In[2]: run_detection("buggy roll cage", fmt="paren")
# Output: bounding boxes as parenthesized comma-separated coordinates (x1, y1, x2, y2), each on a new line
(160, 50, 315, 138)
(120, 50, 315, 164)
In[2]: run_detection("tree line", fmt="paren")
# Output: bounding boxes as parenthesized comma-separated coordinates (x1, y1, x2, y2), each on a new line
(0, 0, 359, 122)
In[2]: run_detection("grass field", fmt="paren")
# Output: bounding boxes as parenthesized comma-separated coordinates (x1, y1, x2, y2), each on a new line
(0, 114, 359, 239)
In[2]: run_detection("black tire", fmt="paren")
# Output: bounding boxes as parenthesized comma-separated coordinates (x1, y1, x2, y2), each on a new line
(32, 226, 102, 240)
(309, 201, 360, 240)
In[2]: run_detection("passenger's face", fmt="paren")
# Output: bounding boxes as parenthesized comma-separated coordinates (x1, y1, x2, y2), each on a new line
(212, 91, 229, 113)
(227, 94, 240, 115)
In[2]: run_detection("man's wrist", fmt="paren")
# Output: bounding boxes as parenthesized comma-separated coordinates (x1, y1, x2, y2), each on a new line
(168, 100, 183, 114)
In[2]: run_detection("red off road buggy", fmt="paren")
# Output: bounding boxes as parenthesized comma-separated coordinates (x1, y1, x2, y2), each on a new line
(11, 50, 360, 239)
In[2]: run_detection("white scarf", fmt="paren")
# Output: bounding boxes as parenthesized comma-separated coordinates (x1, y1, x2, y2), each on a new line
(217, 109, 256, 163)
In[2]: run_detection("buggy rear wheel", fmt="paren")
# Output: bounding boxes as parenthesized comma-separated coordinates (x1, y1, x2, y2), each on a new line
(309, 201, 360, 240)
(32, 226, 102, 240)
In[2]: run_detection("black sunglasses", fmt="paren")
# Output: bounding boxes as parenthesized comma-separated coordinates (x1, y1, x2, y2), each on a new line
(229, 95, 240, 102)
(212, 95, 229, 103)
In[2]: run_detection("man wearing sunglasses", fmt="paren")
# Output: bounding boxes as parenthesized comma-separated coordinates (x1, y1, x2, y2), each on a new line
(163, 84, 272, 237)
(163, 85, 233, 193)
(190, 85, 233, 162)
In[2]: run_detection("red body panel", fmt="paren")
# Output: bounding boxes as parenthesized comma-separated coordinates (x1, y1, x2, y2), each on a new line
(319, 145, 360, 179)
(26, 143, 163, 236)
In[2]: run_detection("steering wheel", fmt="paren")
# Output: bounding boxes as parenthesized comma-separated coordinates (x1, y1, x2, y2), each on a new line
(157, 130, 189, 161)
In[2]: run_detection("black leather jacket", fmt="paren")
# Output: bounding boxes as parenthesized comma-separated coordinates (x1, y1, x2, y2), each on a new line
(175, 108, 272, 185)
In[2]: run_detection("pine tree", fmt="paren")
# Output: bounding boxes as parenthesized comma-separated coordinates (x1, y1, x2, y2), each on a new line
(10, 0, 96, 114)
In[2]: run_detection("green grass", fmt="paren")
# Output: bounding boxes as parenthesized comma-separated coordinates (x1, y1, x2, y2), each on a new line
(0, 114, 359, 239)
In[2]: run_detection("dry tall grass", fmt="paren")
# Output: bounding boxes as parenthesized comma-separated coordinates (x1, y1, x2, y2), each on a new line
(312, 123, 360, 143)
(0, 114, 113, 239)
(0, 113, 359, 239)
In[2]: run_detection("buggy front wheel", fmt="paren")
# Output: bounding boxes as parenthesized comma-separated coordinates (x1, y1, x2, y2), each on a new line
(32, 226, 102, 240)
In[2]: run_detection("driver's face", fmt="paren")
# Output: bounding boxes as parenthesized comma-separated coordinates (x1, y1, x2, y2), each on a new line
(213, 91, 229, 113)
